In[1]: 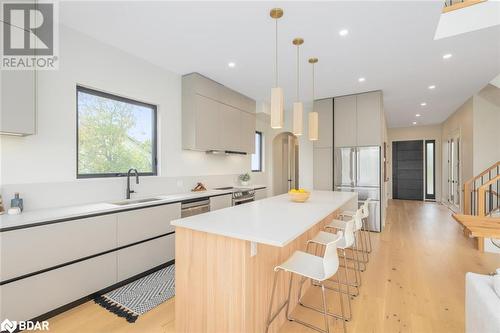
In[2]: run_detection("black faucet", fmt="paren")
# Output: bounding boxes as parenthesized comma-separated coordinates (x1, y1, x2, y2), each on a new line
(126, 168, 139, 199)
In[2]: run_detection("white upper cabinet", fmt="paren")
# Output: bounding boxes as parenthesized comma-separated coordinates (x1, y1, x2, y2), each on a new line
(1, 70, 36, 136)
(182, 73, 256, 153)
(194, 94, 222, 150)
(356, 91, 382, 146)
(313, 99, 333, 148)
(313, 147, 333, 190)
(334, 95, 357, 147)
(333, 91, 383, 147)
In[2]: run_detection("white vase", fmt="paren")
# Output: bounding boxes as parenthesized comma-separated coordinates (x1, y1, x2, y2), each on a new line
(240, 181, 249, 186)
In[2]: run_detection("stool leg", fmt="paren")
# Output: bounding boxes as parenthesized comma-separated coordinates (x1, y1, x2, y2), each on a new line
(335, 276, 347, 333)
(320, 284, 330, 333)
(265, 270, 280, 333)
(342, 249, 352, 319)
(285, 273, 294, 321)
(365, 218, 373, 253)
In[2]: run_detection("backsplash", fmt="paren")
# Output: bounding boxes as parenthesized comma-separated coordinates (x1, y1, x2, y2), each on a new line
(0, 173, 268, 211)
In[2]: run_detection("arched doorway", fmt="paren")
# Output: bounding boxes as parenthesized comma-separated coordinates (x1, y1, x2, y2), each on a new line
(272, 132, 299, 195)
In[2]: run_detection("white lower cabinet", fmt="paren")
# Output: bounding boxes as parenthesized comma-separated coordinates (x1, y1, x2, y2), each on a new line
(209, 194, 232, 211)
(116, 203, 181, 246)
(0, 252, 116, 322)
(0, 214, 117, 282)
(255, 188, 267, 200)
(117, 234, 175, 281)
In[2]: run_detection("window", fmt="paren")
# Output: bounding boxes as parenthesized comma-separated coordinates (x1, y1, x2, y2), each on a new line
(77, 86, 157, 178)
(425, 140, 436, 200)
(251, 131, 263, 172)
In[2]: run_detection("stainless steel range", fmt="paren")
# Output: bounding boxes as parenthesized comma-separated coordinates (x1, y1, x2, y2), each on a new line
(215, 187, 255, 206)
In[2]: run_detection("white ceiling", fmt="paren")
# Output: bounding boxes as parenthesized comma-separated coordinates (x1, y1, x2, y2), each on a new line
(59, 1, 500, 128)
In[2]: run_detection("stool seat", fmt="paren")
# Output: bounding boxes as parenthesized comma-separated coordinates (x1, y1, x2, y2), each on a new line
(276, 250, 330, 282)
(339, 210, 356, 217)
(327, 219, 348, 230)
(309, 231, 350, 249)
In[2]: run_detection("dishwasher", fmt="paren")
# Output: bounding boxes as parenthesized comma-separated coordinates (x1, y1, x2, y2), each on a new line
(181, 197, 210, 218)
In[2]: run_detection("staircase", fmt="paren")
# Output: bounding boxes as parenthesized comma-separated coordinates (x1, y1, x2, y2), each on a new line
(454, 161, 500, 251)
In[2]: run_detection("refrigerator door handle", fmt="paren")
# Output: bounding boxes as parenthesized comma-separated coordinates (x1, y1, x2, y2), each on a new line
(356, 148, 360, 185)
(350, 148, 355, 187)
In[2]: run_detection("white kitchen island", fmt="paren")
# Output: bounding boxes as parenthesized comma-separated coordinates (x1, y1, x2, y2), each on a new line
(171, 191, 357, 333)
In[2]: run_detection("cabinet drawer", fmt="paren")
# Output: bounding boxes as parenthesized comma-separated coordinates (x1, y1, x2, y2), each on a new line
(210, 194, 232, 211)
(116, 203, 180, 246)
(0, 252, 116, 322)
(117, 234, 175, 281)
(0, 215, 117, 282)
(254, 189, 267, 201)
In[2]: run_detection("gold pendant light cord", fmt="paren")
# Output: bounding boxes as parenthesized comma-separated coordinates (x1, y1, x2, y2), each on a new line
(296, 45, 299, 101)
(275, 19, 278, 88)
(312, 62, 315, 103)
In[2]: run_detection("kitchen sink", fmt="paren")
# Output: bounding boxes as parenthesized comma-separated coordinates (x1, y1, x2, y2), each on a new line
(110, 198, 162, 206)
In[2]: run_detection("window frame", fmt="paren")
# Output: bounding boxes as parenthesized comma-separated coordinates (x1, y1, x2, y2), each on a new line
(424, 140, 436, 200)
(251, 131, 263, 172)
(76, 85, 158, 179)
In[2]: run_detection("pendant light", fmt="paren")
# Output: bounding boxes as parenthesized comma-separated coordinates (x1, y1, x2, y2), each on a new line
(270, 8, 284, 129)
(308, 57, 319, 141)
(292, 37, 304, 136)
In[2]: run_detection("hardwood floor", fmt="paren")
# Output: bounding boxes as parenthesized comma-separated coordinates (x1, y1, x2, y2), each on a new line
(40, 200, 500, 333)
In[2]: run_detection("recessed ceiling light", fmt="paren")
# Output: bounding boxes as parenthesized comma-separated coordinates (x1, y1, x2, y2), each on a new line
(358, 77, 366, 82)
(416, 114, 421, 117)
(442, 53, 453, 60)
(428, 85, 436, 90)
(412, 121, 417, 125)
(339, 29, 349, 37)
(227, 62, 236, 68)
(420, 102, 427, 106)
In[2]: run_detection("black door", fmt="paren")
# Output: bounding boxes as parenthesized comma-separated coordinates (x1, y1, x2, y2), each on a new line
(392, 140, 423, 200)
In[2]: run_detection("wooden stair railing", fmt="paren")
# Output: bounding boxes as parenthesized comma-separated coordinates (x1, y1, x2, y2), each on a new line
(463, 161, 500, 215)
(478, 174, 500, 216)
(458, 162, 499, 252)
(442, 0, 487, 13)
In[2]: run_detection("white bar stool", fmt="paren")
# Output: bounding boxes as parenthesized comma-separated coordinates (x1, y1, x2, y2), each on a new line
(341, 199, 372, 254)
(325, 209, 364, 282)
(300, 219, 357, 322)
(265, 234, 346, 333)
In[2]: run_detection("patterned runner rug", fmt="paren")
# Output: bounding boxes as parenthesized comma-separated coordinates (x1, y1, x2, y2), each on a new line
(94, 264, 175, 323)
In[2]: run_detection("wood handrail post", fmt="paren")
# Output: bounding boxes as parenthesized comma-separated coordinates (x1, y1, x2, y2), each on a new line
(464, 182, 471, 215)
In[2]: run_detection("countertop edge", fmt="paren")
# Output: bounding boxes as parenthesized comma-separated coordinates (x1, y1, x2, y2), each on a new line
(0, 186, 267, 232)
(171, 192, 357, 247)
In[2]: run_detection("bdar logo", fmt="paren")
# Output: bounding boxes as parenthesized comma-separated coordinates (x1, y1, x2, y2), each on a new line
(0, 319, 17, 333)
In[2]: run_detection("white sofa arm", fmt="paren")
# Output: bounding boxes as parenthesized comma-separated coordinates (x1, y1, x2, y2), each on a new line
(466, 272, 500, 333)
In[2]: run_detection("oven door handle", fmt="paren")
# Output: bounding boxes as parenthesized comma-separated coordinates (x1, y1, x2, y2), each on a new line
(233, 197, 255, 205)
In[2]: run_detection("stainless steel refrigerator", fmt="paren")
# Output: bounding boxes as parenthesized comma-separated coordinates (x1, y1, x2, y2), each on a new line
(334, 146, 381, 232)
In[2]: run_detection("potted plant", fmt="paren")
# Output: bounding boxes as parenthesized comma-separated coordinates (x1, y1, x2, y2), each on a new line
(239, 173, 251, 186)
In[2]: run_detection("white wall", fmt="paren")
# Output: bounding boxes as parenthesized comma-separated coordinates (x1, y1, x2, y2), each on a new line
(0, 26, 315, 210)
(473, 84, 500, 175)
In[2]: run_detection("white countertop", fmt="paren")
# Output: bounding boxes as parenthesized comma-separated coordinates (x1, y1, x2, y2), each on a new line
(171, 191, 357, 247)
(0, 185, 266, 231)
